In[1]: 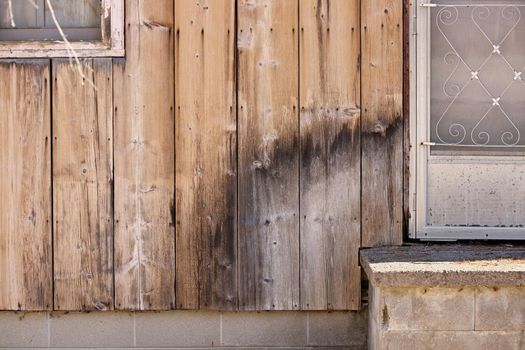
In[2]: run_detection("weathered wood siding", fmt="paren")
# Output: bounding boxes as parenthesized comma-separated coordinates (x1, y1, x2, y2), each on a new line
(361, 0, 404, 247)
(0, 60, 52, 311)
(0, 0, 404, 311)
(238, 0, 300, 311)
(113, 0, 175, 310)
(175, 0, 237, 310)
(53, 59, 113, 311)
(299, 0, 361, 311)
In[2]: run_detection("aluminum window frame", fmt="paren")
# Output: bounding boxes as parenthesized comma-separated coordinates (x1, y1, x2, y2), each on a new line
(409, 0, 525, 240)
(0, 0, 124, 58)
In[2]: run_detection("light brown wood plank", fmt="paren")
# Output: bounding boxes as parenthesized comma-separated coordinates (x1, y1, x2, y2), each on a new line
(113, 0, 175, 310)
(361, 0, 403, 247)
(238, 0, 299, 311)
(0, 60, 52, 311)
(175, 0, 237, 310)
(299, 0, 361, 311)
(53, 59, 113, 311)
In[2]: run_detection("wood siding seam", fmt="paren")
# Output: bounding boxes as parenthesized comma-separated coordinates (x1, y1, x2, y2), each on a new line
(235, 0, 241, 312)
(50, 57, 55, 312)
(173, 0, 178, 312)
(402, 0, 411, 242)
(297, 0, 302, 310)
(111, 56, 117, 309)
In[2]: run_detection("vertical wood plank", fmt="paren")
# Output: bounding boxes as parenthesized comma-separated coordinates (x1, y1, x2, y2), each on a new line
(0, 60, 52, 310)
(114, 0, 175, 310)
(53, 59, 113, 311)
(361, 0, 403, 247)
(238, 0, 300, 311)
(299, 0, 361, 310)
(175, 0, 237, 310)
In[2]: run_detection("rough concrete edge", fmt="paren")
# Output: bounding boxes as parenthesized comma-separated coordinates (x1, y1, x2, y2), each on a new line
(360, 248, 525, 288)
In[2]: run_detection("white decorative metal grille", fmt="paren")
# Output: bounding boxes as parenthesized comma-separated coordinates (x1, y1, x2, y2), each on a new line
(430, 3, 525, 147)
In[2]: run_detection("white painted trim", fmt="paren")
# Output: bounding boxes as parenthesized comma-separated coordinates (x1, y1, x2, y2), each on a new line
(420, 226, 525, 240)
(408, 0, 418, 238)
(411, 0, 434, 238)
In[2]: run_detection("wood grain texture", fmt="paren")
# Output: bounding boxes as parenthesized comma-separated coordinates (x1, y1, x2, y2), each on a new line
(113, 0, 175, 310)
(175, 0, 237, 310)
(299, 0, 361, 311)
(53, 59, 113, 311)
(0, 60, 52, 311)
(238, 0, 299, 311)
(361, 0, 403, 247)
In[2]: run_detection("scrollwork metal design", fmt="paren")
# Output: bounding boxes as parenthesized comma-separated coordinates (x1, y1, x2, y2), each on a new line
(433, 3, 525, 146)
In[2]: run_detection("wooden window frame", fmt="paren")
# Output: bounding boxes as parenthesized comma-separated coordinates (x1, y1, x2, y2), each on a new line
(0, 0, 124, 58)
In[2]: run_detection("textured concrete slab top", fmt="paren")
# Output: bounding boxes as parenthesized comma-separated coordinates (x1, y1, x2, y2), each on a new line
(361, 244, 525, 287)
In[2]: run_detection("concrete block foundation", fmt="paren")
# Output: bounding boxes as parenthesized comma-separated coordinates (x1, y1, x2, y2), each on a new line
(369, 285, 525, 350)
(0, 310, 368, 349)
(362, 245, 525, 350)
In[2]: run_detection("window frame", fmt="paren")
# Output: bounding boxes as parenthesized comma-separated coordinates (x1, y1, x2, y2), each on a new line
(0, 0, 124, 58)
(409, 0, 525, 241)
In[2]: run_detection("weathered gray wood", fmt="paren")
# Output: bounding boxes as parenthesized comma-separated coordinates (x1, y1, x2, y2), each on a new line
(361, 0, 404, 247)
(113, 0, 175, 310)
(0, 60, 52, 311)
(299, 0, 361, 311)
(53, 59, 113, 311)
(175, 0, 237, 310)
(238, 0, 300, 311)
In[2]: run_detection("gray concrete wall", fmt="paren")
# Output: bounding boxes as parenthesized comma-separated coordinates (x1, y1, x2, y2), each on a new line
(0, 310, 367, 349)
(369, 285, 525, 350)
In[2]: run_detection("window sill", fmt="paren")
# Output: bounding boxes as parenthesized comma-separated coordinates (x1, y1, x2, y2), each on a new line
(0, 40, 125, 58)
(360, 244, 525, 288)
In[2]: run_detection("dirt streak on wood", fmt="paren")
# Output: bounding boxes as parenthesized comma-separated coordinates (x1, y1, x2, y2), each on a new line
(237, 0, 300, 311)
(113, 0, 175, 310)
(299, 0, 361, 311)
(175, 0, 237, 310)
(361, 0, 404, 247)
(0, 60, 52, 311)
(53, 59, 113, 311)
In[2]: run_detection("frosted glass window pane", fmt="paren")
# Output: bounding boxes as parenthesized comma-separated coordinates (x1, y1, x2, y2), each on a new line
(0, 0, 101, 41)
(0, 0, 44, 28)
(44, 0, 101, 28)
(430, 0, 525, 147)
